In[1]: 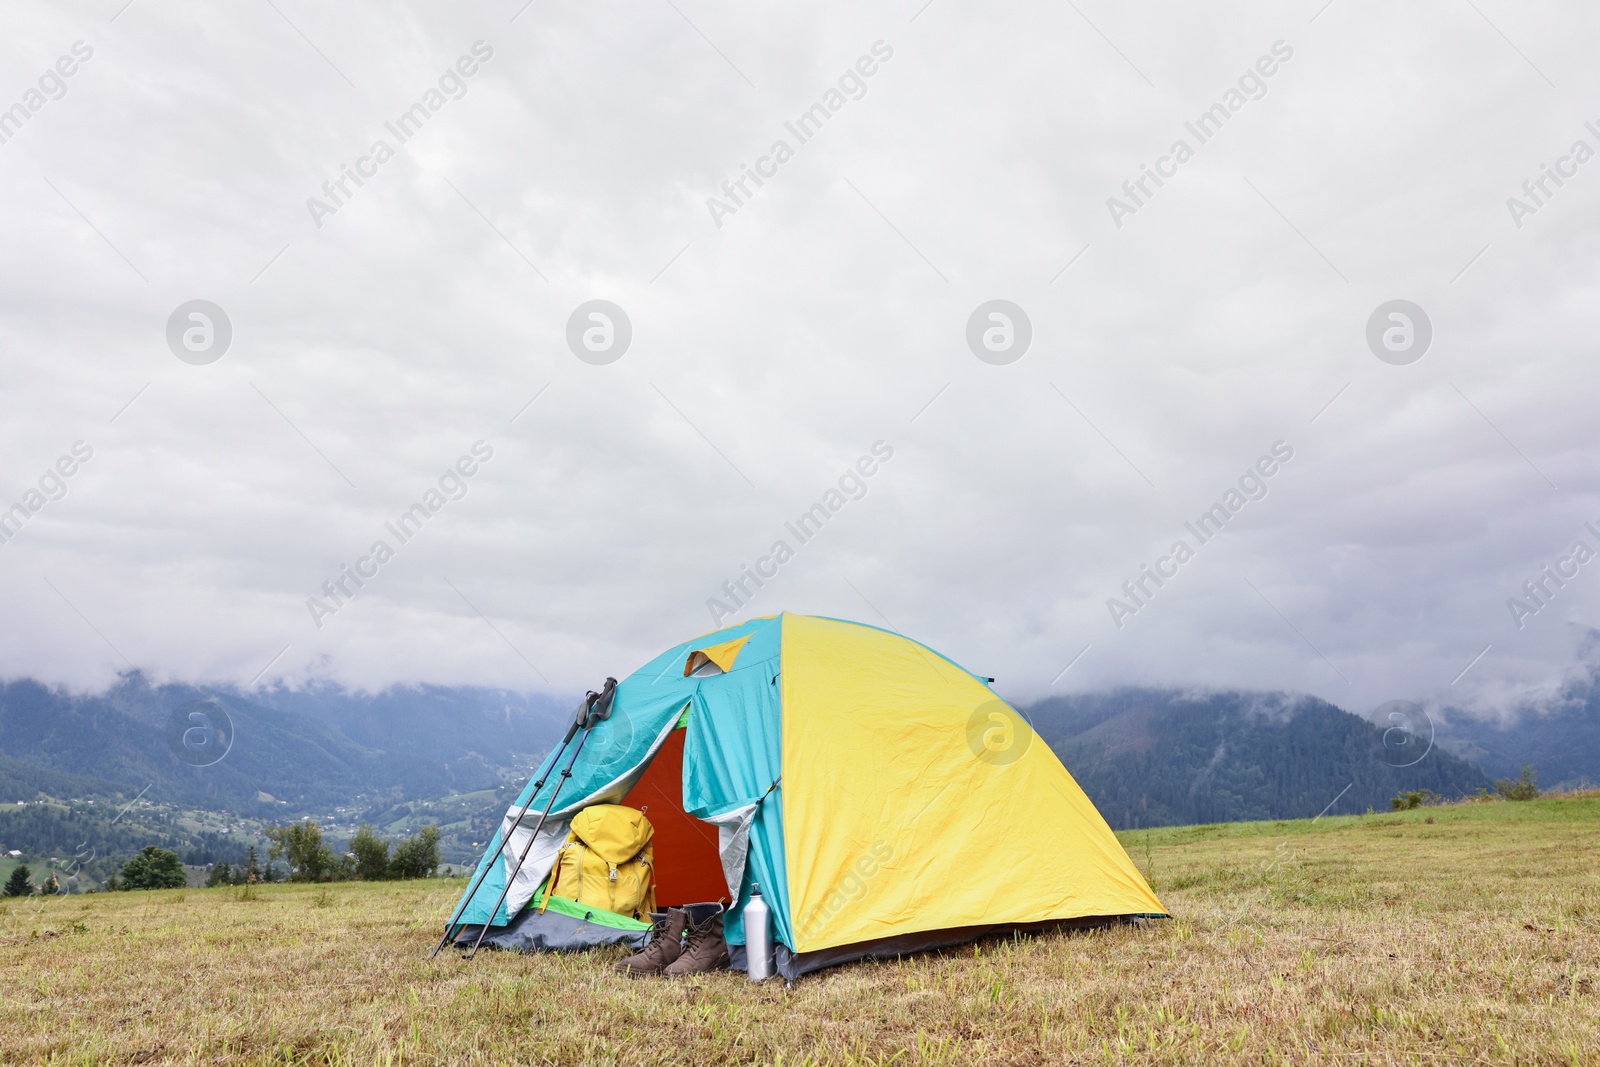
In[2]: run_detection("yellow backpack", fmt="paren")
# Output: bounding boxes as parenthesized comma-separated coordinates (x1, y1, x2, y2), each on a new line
(540, 804, 656, 921)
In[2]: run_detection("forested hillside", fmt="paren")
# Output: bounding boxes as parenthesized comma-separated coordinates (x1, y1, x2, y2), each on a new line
(1436, 674, 1600, 789)
(0, 673, 568, 815)
(1026, 689, 1492, 828)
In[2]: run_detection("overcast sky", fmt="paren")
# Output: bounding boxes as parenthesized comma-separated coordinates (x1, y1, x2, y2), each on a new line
(2, 0, 1597, 726)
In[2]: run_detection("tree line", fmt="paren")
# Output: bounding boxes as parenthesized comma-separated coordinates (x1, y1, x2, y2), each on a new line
(1, 818, 443, 895)
(264, 819, 442, 882)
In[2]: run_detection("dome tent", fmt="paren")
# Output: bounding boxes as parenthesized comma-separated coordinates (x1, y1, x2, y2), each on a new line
(444, 613, 1166, 980)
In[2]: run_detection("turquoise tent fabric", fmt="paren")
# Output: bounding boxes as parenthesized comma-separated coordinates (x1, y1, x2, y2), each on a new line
(680, 642, 789, 948)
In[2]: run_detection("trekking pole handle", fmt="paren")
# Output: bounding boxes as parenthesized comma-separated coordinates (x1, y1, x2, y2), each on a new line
(576, 678, 618, 729)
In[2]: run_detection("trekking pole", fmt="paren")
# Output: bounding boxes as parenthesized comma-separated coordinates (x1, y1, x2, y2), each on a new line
(428, 692, 595, 960)
(465, 678, 616, 960)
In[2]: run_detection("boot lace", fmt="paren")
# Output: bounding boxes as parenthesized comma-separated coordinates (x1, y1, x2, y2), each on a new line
(683, 916, 720, 950)
(645, 915, 676, 947)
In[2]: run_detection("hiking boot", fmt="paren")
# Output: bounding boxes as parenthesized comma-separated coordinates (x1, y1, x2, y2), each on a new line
(662, 911, 729, 977)
(614, 908, 687, 976)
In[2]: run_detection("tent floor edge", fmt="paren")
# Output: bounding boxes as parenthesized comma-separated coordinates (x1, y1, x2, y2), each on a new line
(775, 913, 1166, 981)
(453, 899, 651, 955)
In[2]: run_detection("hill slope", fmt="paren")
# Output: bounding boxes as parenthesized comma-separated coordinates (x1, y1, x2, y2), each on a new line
(1026, 689, 1492, 828)
(0, 674, 570, 815)
(1436, 675, 1600, 789)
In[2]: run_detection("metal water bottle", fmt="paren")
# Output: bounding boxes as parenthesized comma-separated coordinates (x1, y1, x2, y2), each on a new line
(744, 882, 774, 981)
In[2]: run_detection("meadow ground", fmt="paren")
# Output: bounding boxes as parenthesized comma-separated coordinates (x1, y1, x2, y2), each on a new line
(1, 795, 1597, 1066)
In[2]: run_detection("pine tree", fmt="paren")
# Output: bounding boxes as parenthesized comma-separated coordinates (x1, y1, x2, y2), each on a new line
(3, 864, 33, 897)
(243, 845, 262, 885)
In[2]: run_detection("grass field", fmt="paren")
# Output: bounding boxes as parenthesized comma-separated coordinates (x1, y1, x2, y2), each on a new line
(2, 796, 1596, 1066)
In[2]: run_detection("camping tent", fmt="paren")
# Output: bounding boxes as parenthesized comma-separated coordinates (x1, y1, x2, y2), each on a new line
(446, 613, 1166, 979)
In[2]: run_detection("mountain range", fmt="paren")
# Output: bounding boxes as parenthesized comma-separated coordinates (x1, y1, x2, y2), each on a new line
(1, 669, 1595, 871)
(0, 674, 569, 815)
(1436, 696, 1600, 789)
(1025, 689, 1492, 827)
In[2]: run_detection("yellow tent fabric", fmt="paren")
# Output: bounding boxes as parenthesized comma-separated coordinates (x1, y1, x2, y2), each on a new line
(780, 614, 1164, 953)
(683, 633, 753, 676)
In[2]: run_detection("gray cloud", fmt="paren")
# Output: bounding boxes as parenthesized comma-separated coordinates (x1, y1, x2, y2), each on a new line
(2, 0, 1598, 729)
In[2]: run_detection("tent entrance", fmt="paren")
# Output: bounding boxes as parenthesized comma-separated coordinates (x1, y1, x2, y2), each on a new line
(621, 724, 726, 907)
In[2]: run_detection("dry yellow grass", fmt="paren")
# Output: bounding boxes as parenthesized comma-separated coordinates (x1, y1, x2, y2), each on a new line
(2, 795, 1597, 1065)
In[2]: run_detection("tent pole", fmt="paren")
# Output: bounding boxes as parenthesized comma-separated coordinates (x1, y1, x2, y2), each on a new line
(427, 700, 590, 960)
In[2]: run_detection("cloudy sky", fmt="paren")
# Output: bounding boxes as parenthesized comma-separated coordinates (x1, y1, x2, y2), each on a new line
(2, 0, 1597, 724)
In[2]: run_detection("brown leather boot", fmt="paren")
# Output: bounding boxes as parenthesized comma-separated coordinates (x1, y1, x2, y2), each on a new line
(662, 911, 729, 976)
(613, 908, 687, 976)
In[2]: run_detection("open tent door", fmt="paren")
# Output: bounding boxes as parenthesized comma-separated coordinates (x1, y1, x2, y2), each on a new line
(621, 722, 726, 907)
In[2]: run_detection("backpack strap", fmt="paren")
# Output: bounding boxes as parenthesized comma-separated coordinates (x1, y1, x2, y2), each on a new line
(568, 841, 587, 905)
(538, 853, 561, 913)
(538, 839, 587, 912)
(639, 856, 656, 919)
(537, 865, 556, 914)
